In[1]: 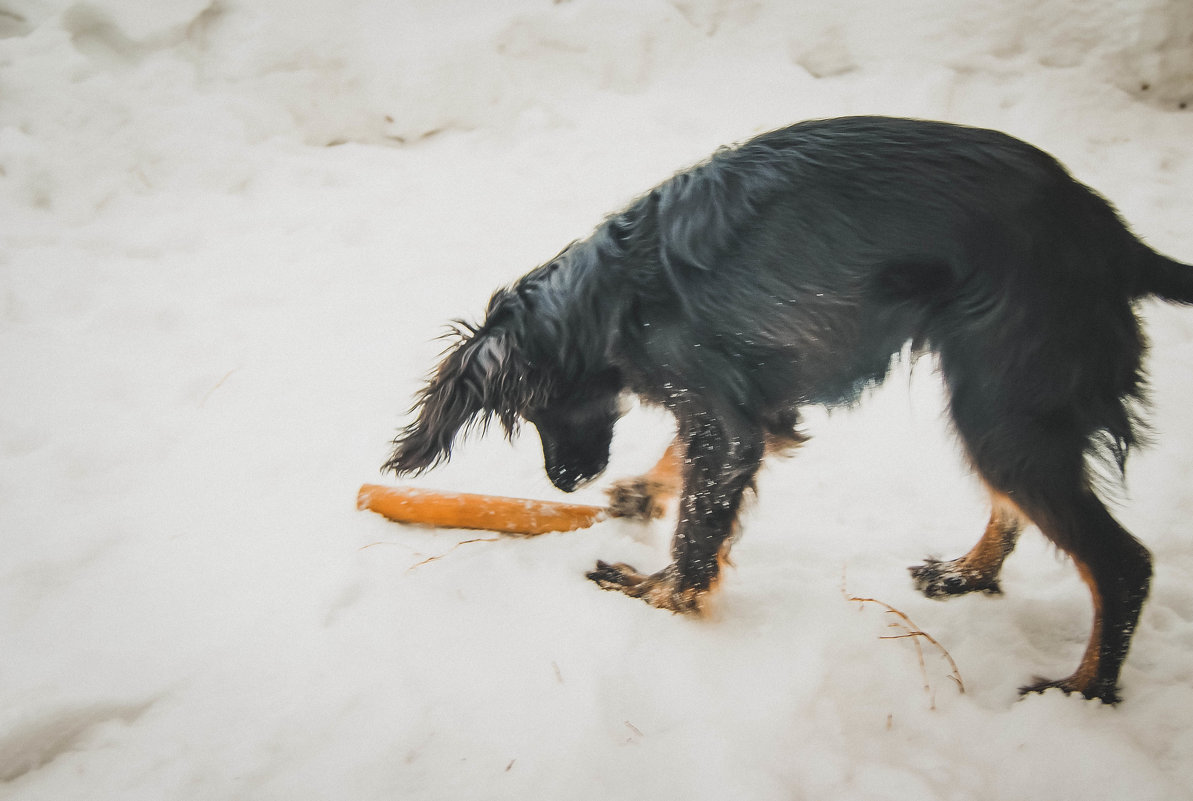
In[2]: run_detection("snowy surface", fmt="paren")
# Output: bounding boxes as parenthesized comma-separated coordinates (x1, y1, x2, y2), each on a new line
(3, 1, 1193, 799)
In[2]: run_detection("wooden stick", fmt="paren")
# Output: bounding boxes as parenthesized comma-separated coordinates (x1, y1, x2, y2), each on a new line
(356, 484, 608, 535)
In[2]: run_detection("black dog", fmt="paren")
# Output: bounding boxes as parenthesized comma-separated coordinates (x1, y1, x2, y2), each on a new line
(384, 116, 1193, 703)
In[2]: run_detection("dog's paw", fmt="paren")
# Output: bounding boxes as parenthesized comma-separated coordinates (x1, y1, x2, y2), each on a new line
(909, 557, 1002, 599)
(587, 560, 649, 588)
(605, 478, 671, 521)
(587, 561, 706, 614)
(1019, 675, 1120, 705)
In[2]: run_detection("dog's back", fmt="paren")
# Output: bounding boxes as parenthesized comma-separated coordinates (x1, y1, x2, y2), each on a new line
(630, 117, 1179, 414)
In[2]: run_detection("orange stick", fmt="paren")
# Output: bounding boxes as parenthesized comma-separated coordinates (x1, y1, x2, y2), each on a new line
(356, 484, 608, 535)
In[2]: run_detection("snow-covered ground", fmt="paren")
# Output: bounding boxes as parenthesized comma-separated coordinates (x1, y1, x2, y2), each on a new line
(3, 1, 1193, 798)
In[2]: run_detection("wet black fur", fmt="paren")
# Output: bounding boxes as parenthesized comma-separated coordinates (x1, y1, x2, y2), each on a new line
(384, 116, 1193, 700)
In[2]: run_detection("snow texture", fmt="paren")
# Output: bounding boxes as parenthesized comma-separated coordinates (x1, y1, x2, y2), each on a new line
(2, 1, 1193, 799)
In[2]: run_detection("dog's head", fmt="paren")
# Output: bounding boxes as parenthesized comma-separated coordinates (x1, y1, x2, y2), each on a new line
(383, 286, 624, 492)
(522, 366, 623, 492)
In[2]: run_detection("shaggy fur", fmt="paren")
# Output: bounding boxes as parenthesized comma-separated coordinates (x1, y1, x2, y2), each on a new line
(383, 116, 1193, 703)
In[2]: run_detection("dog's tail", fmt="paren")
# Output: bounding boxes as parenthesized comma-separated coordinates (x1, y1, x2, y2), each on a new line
(1137, 248, 1193, 304)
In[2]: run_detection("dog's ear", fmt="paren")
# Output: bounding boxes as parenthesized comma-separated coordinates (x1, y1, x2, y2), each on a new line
(382, 323, 537, 476)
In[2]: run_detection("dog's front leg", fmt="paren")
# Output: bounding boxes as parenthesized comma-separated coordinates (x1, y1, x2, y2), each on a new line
(605, 437, 683, 520)
(588, 412, 764, 614)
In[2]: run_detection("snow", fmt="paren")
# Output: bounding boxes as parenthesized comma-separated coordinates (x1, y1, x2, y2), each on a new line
(2, 0, 1193, 798)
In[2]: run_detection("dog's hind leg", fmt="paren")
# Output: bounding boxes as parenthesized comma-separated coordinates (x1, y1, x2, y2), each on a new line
(949, 405, 1151, 703)
(605, 437, 684, 520)
(1013, 491, 1152, 703)
(910, 488, 1024, 598)
(589, 410, 765, 614)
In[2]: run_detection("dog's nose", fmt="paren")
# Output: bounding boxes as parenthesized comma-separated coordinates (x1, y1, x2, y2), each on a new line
(547, 462, 604, 493)
(548, 464, 581, 493)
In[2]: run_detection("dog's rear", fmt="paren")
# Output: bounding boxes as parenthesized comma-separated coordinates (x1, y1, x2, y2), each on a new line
(385, 116, 1193, 702)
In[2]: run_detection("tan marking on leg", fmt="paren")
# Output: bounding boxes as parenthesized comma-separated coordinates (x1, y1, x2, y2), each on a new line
(624, 529, 737, 617)
(911, 486, 1027, 598)
(1020, 554, 1107, 697)
(957, 490, 1025, 579)
(1069, 559, 1105, 691)
(644, 436, 684, 490)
